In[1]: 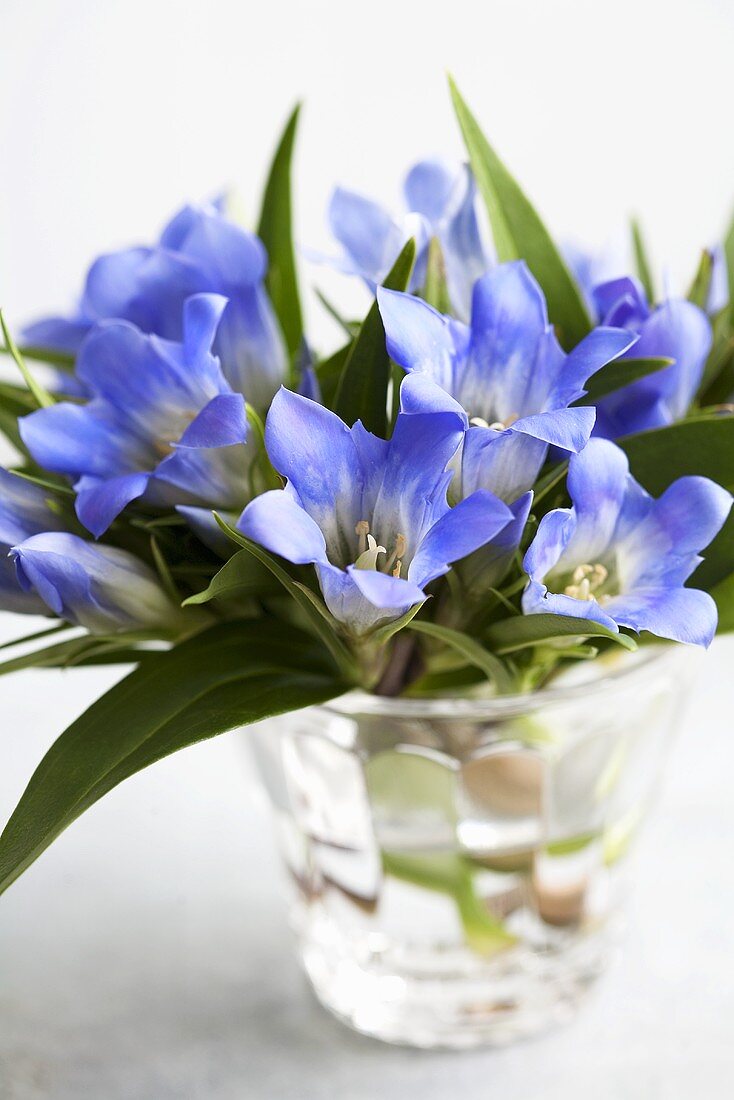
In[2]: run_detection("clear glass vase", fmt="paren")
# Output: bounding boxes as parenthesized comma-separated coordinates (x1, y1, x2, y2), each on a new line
(249, 646, 696, 1049)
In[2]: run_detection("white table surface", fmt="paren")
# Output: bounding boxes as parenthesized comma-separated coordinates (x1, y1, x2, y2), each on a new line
(0, 628, 732, 1099)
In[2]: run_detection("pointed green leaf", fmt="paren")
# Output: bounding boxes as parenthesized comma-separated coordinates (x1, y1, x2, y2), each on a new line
(576, 357, 672, 404)
(631, 218, 655, 303)
(448, 76, 591, 349)
(619, 415, 734, 493)
(687, 249, 714, 309)
(183, 549, 276, 606)
(0, 620, 345, 896)
(0, 311, 55, 409)
(407, 619, 514, 692)
(256, 103, 303, 358)
(334, 238, 416, 434)
(485, 614, 636, 654)
(213, 514, 359, 679)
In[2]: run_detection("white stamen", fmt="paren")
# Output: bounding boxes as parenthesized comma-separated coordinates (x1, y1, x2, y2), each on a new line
(354, 533, 386, 571)
(564, 562, 610, 601)
(392, 560, 403, 579)
(383, 532, 407, 574)
(470, 413, 519, 432)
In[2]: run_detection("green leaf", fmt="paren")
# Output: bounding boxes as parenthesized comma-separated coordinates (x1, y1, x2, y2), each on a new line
(577, 357, 672, 404)
(448, 76, 591, 350)
(314, 289, 359, 339)
(687, 249, 714, 309)
(183, 549, 276, 606)
(630, 218, 655, 304)
(1, 345, 76, 368)
(485, 614, 636, 655)
(0, 311, 55, 409)
(334, 238, 416, 435)
(0, 620, 346, 896)
(315, 341, 351, 408)
(0, 634, 156, 678)
(213, 514, 359, 680)
(723, 209, 734, 328)
(256, 103, 303, 359)
(691, 509, 734, 592)
(423, 237, 452, 314)
(619, 415, 734, 494)
(406, 619, 514, 693)
(370, 601, 424, 645)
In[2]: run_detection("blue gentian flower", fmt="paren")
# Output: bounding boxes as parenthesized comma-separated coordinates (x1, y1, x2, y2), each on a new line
(327, 159, 489, 319)
(0, 469, 67, 614)
(378, 261, 636, 503)
(237, 375, 514, 636)
(23, 200, 287, 407)
(11, 533, 180, 634)
(590, 277, 712, 437)
(20, 294, 252, 538)
(522, 438, 732, 647)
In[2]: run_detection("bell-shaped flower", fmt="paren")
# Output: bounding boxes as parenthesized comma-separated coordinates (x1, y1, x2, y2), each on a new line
(20, 294, 253, 539)
(589, 277, 712, 437)
(378, 261, 636, 504)
(23, 200, 287, 407)
(0, 468, 68, 614)
(11, 533, 181, 634)
(327, 159, 489, 319)
(522, 438, 732, 647)
(237, 376, 514, 636)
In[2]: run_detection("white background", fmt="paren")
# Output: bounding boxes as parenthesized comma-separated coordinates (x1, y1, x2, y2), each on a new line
(1, 1, 734, 1096)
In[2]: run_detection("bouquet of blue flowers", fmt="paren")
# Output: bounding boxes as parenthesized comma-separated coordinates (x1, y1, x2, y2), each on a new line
(0, 80, 731, 895)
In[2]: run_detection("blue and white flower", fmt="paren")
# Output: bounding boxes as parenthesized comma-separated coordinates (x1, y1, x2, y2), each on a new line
(11, 533, 180, 634)
(237, 375, 514, 636)
(0, 469, 68, 614)
(522, 438, 732, 647)
(327, 159, 489, 319)
(379, 261, 636, 503)
(20, 294, 252, 538)
(590, 277, 712, 437)
(23, 200, 287, 407)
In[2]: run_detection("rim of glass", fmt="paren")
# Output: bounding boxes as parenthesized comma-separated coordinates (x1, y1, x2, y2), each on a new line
(321, 644, 685, 719)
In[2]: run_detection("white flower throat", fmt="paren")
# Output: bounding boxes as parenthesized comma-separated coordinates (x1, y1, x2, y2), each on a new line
(354, 520, 407, 578)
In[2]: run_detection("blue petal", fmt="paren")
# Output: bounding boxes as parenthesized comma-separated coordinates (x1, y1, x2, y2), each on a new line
(616, 476, 732, 588)
(0, 557, 48, 615)
(438, 168, 489, 321)
(465, 262, 548, 420)
(398, 371, 468, 423)
(182, 292, 228, 367)
(523, 508, 576, 583)
(175, 393, 248, 449)
(161, 203, 268, 286)
(75, 472, 151, 538)
(0, 468, 66, 546)
(408, 489, 513, 588)
(329, 187, 404, 284)
(10, 532, 174, 632)
(522, 578, 620, 631)
(264, 388, 362, 555)
(512, 406, 596, 452)
(214, 285, 287, 406)
(593, 277, 649, 327)
(403, 159, 457, 222)
(237, 488, 328, 566)
(604, 586, 718, 647)
(20, 401, 134, 479)
(551, 326, 638, 407)
(378, 288, 466, 393)
(563, 438, 631, 562)
(347, 565, 426, 609)
(21, 316, 90, 355)
(459, 426, 548, 503)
